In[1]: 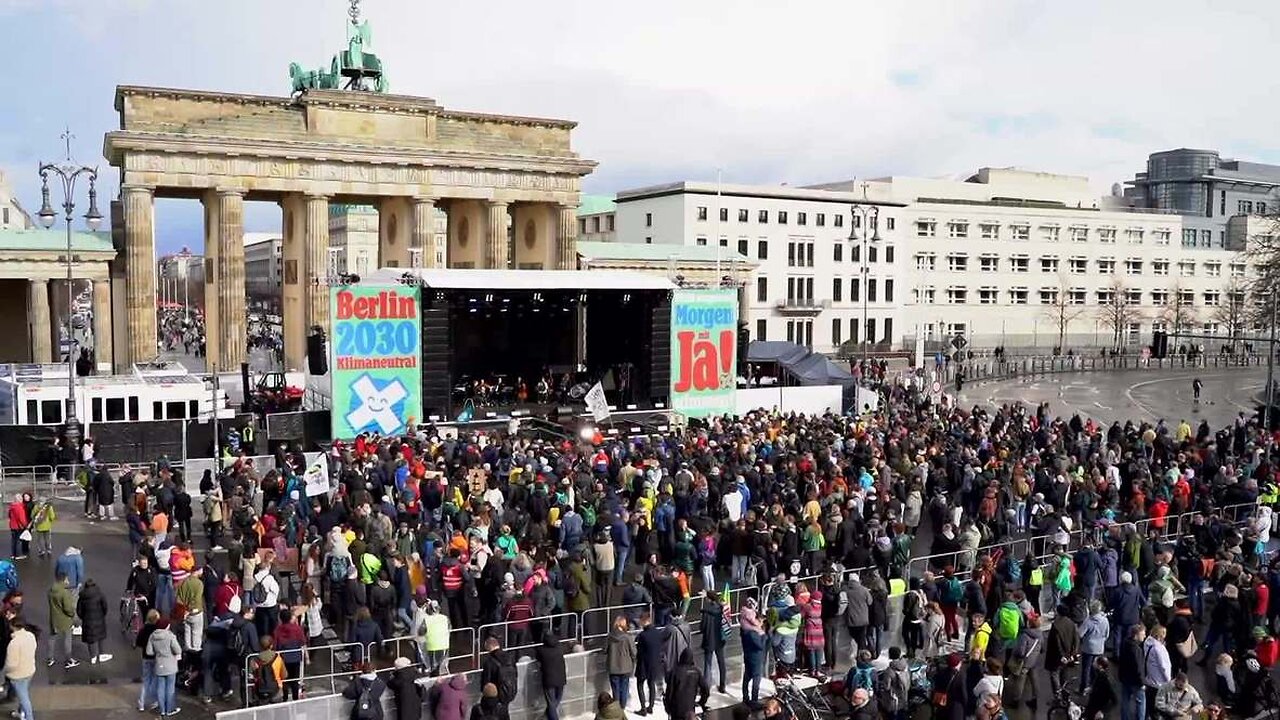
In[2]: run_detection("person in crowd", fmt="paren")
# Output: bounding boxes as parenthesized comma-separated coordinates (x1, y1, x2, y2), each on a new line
(1156, 672, 1204, 720)
(593, 691, 626, 720)
(1118, 624, 1148, 720)
(46, 573, 77, 670)
(342, 662, 387, 720)
(663, 649, 708, 720)
(387, 657, 424, 720)
(77, 578, 110, 664)
(4, 618, 35, 720)
(634, 612, 666, 715)
(148, 616, 183, 717)
(534, 632, 567, 720)
(606, 615, 636, 710)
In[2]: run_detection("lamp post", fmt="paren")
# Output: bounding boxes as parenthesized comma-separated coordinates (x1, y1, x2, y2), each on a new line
(848, 203, 881, 364)
(37, 132, 102, 461)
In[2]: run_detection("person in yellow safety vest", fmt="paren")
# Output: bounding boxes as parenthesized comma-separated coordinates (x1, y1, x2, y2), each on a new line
(412, 598, 450, 676)
(359, 551, 383, 588)
(1260, 482, 1279, 507)
(242, 423, 256, 455)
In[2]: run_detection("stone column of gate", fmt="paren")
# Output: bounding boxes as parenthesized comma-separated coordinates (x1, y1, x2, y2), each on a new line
(201, 191, 222, 370)
(378, 196, 412, 269)
(122, 185, 157, 364)
(216, 190, 247, 371)
(304, 195, 331, 335)
(555, 202, 578, 270)
(484, 200, 509, 269)
(411, 197, 438, 268)
(48, 280, 64, 363)
(280, 194, 307, 372)
(28, 279, 51, 363)
(92, 279, 113, 372)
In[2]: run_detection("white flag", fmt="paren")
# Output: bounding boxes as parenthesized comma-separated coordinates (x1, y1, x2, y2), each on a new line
(303, 454, 331, 497)
(584, 381, 610, 422)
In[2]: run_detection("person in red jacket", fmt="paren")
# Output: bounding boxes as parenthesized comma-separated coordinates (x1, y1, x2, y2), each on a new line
(214, 573, 243, 616)
(1254, 627, 1279, 669)
(1254, 575, 1271, 625)
(7, 495, 29, 560)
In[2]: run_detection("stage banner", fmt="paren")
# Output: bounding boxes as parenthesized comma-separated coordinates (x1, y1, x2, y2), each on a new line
(669, 289, 738, 418)
(329, 285, 423, 439)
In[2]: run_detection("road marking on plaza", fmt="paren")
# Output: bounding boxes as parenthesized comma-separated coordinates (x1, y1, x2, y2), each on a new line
(1095, 401, 1112, 411)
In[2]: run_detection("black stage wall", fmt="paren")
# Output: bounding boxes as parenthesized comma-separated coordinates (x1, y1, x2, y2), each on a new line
(418, 287, 671, 419)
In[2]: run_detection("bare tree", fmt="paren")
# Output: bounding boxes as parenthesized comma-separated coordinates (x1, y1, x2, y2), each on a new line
(1244, 211, 1280, 329)
(1160, 282, 1199, 347)
(1041, 282, 1084, 351)
(1096, 280, 1143, 348)
(1211, 280, 1249, 352)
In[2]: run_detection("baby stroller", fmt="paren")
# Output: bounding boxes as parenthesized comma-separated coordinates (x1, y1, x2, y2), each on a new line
(907, 659, 932, 709)
(120, 595, 144, 645)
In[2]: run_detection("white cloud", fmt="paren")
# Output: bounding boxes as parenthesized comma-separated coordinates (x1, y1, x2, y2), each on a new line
(3, 0, 1280, 249)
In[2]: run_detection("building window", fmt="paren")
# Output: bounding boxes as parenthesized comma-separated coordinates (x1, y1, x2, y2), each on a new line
(777, 211, 788, 224)
(868, 279, 878, 302)
(1261, 202, 1268, 214)
(948, 222, 969, 239)
(715, 207, 726, 222)
(1070, 227, 1088, 243)
(885, 246, 895, 263)
(1068, 288, 1087, 305)
(832, 318, 842, 347)
(1125, 289, 1142, 306)
(719, 237, 728, 247)
(886, 218, 896, 230)
(1231, 262, 1246, 278)
(1068, 258, 1088, 274)
(1153, 229, 1170, 245)
(756, 318, 766, 340)
(947, 288, 968, 304)
(816, 213, 826, 227)
(1095, 289, 1115, 305)
(868, 246, 878, 263)
(1239, 200, 1255, 214)
(851, 245, 861, 263)
(697, 206, 708, 221)
(806, 242, 815, 266)
(1125, 259, 1143, 275)
(1039, 256, 1059, 273)
(645, 212, 653, 227)
(1009, 287, 1028, 305)
(1205, 261, 1221, 277)
(1181, 229, 1197, 247)
(885, 279, 894, 302)
(797, 212, 807, 226)
(866, 318, 877, 344)
(1097, 258, 1115, 275)
(921, 287, 936, 304)
(1178, 290, 1195, 307)
(1179, 261, 1196, 277)
(1152, 259, 1169, 276)
(915, 253, 936, 271)
(756, 277, 767, 302)
(787, 243, 795, 266)
(1200, 229, 1212, 247)
(738, 239, 749, 256)
(833, 244, 843, 262)
(1151, 290, 1169, 306)
(1011, 225, 1030, 241)
(1039, 288, 1058, 305)
(644, 237, 652, 244)
(947, 254, 968, 272)
(916, 221, 936, 238)
(834, 214, 844, 228)
(850, 278, 860, 302)
(979, 255, 999, 272)
(1041, 226, 1060, 242)
(1010, 255, 1029, 272)
(738, 209, 749, 222)
(832, 278, 842, 302)
(978, 287, 998, 304)
(758, 210, 768, 223)
(607, 216, 615, 231)
(1125, 228, 1144, 244)
(980, 223, 999, 240)
(578, 218, 587, 234)
(1204, 291, 1220, 307)
(757, 240, 768, 259)
(696, 237, 707, 246)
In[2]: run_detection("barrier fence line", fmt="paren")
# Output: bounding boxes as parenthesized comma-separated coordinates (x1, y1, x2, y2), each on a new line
(477, 611, 580, 660)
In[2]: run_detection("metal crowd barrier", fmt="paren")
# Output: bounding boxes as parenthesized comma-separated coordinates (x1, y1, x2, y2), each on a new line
(477, 611, 580, 659)
(242, 640, 368, 707)
(581, 602, 651, 647)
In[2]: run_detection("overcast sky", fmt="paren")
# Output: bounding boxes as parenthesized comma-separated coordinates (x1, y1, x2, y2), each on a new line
(2, 0, 1277, 253)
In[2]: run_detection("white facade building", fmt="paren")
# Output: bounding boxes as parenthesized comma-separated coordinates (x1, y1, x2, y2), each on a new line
(329, 204, 448, 276)
(609, 166, 1266, 354)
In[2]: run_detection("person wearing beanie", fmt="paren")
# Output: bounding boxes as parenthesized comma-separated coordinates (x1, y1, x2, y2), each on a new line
(1109, 570, 1143, 657)
(387, 656, 424, 720)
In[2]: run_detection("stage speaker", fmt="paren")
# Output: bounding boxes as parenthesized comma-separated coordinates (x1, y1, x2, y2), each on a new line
(306, 330, 327, 375)
(421, 306, 451, 417)
(1152, 330, 1168, 359)
(737, 323, 750, 369)
(650, 295, 672, 404)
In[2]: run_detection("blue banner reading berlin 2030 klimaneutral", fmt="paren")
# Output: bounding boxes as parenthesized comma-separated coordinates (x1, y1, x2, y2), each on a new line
(329, 285, 423, 440)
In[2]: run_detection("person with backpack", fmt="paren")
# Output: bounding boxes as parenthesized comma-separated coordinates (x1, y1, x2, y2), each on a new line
(387, 657, 424, 720)
(147, 616, 183, 717)
(1004, 613, 1045, 713)
(843, 572, 871, 654)
(29, 499, 54, 558)
(1045, 603, 1080, 698)
(252, 557, 281, 638)
(876, 648, 910, 720)
(939, 567, 963, 641)
(902, 578, 928, 659)
(844, 649, 876, 703)
(229, 606, 261, 705)
(245, 634, 284, 706)
(993, 595, 1023, 657)
(271, 611, 306, 702)
(479, 637, 517, 720)
(342, 662, 387, 720)
(698, 589, 728, 693)
(414, 599, 450, 676)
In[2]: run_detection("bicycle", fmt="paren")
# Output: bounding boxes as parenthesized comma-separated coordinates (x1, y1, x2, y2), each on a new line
(773, 676, 836, 720)
(1047, 687, 1083, 720)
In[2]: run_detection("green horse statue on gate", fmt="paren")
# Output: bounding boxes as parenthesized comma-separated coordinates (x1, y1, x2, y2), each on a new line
(289, 0, 388, 95)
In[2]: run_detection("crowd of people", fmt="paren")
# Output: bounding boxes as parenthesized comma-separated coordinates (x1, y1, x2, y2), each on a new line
(0, 366, 1275, 720)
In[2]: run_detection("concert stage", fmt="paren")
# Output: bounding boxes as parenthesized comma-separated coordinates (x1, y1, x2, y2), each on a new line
(362, 268, 676, 423)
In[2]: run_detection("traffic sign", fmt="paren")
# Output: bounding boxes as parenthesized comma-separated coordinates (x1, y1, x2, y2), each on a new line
(931, 381, 942, 394)
(951, 334, 968, 350)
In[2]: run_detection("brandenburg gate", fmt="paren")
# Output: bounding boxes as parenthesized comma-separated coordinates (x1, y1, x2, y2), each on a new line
(102, 85, 595, 372)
